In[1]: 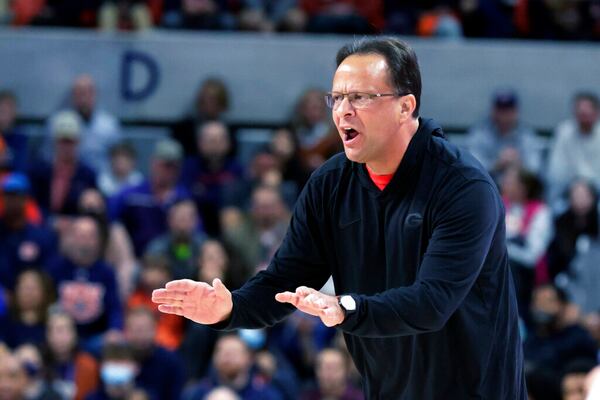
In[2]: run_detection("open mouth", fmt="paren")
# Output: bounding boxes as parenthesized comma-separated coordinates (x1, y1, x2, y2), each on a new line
(343, 127, 359, 141)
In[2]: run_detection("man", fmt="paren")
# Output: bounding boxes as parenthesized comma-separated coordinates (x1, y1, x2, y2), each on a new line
(0, 90, 28, 172)
(547, 92, 600, 203)
(466, 88, 543, 176)
(153, 37, 525, 399)
(0, 352, 29, 400)
(109, 138, 191, 256)
(123, 307, 185, 400)
(300, 348, 363, 400)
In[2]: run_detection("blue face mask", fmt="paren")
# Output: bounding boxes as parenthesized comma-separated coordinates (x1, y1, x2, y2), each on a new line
(100, 363, 136, 386)
(239, 328, 266, 350)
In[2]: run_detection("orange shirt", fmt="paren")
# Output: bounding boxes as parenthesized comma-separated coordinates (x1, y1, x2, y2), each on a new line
(366, 165, 394, 191)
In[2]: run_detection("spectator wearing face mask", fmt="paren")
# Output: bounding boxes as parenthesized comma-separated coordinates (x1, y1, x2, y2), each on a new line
(86, 342, 150, 400)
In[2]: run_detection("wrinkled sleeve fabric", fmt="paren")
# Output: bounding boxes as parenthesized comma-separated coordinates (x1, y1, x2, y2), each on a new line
(337, 180, 502, 337)
(211, 177, 332, 330)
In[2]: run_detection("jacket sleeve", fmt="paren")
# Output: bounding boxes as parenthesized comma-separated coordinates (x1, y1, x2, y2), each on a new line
(337, 180, 503, 337)
(212, 177, 332, 330)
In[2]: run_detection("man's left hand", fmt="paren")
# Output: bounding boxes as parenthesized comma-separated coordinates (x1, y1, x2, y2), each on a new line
(275, 286, 345, 327)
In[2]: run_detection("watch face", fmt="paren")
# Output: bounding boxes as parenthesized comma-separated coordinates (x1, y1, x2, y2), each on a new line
(341, 295, 356, 311)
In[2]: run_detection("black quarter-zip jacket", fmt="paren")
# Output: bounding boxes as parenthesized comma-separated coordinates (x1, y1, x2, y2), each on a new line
(214, 118, 527, 399)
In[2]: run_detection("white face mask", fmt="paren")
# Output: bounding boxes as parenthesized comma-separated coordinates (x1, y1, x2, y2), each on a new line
(100, 362, 136, 386)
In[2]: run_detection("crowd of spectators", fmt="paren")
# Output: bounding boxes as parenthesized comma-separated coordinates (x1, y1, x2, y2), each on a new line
(1, 65, 600, 399)
(1, 0, 600, 40)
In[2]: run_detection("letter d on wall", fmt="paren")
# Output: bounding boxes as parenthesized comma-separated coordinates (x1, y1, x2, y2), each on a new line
(121, 50, 160, 101)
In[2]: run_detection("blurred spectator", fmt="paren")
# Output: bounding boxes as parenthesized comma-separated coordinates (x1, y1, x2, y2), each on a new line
(86, 342, 148, 400)
(162, 0, 236, 30)
(0, 352, 29, 400)
(46, 215, 123, 348)
(98, 0, 153, 31)
(269, 127, 310, 192)
(0, 269, 55, 348)
(300, 348, 363, 400)
(547, 179, 599, 280)
(65, 75, 121, 173)
(13, 343, 63, 399)
(29, 110, 97, 217)
(561, 358, 597, 400)
(237, 0, 298, 31)
(524, 285, 597, 399)
(171, 78, 230, 157)
(515, 0, 595, 40)
(127, 254, 185, 351)
(222, 185, 289, 277)
(43, 309, 100, 400)
(124, 307, 185, 400)
(26, 0, 101, 27)
(0, 172, 44, 226)
(547, 92, 600, 203)
(181, 120, 244, 236)
(466, 89, 543, 176)
(0, 174, 57, 290)
(460, 0, 516, 38)
(415, 5, 462, 38)
(183, 333, 283, 400)
(146, 199, 206, 280)
(300, 0, 383, 34)
(97, 142, 144, 198)
(501, 167, 552, 316)
(0, 90, 28, 172)
(109, 138, 190, 256)
(78, 188, 138, 299)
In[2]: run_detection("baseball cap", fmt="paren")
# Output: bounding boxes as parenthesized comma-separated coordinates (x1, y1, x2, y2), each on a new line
(51, 110, 82, 140)
(493, 89, 518, 109)
(153, 139, 183, 162)
(1, 172, 30, 193)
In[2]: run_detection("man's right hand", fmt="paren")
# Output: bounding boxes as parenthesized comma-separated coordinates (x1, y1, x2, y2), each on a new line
(151, 278, 232, 325)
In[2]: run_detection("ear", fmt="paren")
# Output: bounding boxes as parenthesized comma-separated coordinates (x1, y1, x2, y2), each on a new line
(399, 94, 417, 119)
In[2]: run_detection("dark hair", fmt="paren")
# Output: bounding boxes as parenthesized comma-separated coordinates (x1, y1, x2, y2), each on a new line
(516, 168, 545, 201)
(536, 284, 569, 304)
(336, 37, 422, 117)
(0, 89, 17, 104)
(109, 141, 137, 159)
(574, 91, 599, 109)
(11, 268, 56, 323)
(102, 342, 136, 362)
(197, 77, 230, 112)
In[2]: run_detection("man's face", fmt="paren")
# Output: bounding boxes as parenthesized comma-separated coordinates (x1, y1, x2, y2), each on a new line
(198, 122, 230, 159)
(492, 106, 518, 133)
(575, 98, 599, 132)
(150, 159, 179, 188)
(72, 76, 96, 116)
(563, 373, 587, 400)
(168, 202, 198, 238)
(316, 350, 347, 393)
(331, 54, 405, 165)
(0, 356, 27, 400)
(47, 314, 77, 356)
(125, 313, 157, 353)
(55, 137, 79, 161)
(251, 188, 284, 229)
(213, 336, 251, 380)
(69, 218, 101, 266)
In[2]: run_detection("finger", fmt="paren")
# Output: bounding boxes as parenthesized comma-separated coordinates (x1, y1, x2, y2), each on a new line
(151, 289, 188, 302)
(152, 297, 184, 305)
(302, 293, 327, 309)
(275, 292, 299, 306)
(157, 304, 184, 316)
(295, 286, 316, 297)
(165, 279, 199, 291)
(213, 278, 230, 299)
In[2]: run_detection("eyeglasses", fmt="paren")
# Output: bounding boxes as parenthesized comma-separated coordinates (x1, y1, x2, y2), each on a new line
(324, 92, 405, 110)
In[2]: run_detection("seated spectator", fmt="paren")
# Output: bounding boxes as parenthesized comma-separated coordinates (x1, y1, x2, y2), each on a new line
(13, 343, 63, 399)
(0, 352, 30, 400)
(0, 269, 55, 348)
(171, 77, 230, 156)
(561, 359, 597, 400)
(109, 138, 190, 256)
(300, 0, 383, 34)
(146, 199, 206, 280)
(86, 342, 150, 400)
(222, 185, 290, 277)
(415, 5, 462, 38)
(46, 216, 123, 349)
(300, 348, 363, 400)
(29, 110, 97, 217)
(0, 90, 28, 172)
(97, 142, 144, 198)
(47, 75, 121, 173)
(0, 174, 57, 290)
(237, 0, 299, 32)
(547, 92, 600, 202)
(0, 172, 44, 226)
(44, 309, 100, 400)
(124, 307, 185, 400)
(181, 121, 244, 236)
(269, 127, 310, 192)
(524, 285, 597, 396)
(466, 89, 543, 176)
(547, 179, 599, 280)
(78, 188, 138, 299)
(183, 333, 283, 400)
(161, 0, 236, 30)
(501, 167, 552, 316)
(98, 0, 153, 31)
(127, 254, 185, 351)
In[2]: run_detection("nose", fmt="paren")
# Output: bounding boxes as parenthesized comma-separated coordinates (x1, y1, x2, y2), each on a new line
(335, 95, 356, 118)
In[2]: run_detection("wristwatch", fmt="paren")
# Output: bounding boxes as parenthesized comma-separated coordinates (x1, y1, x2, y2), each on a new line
(338, 295, 357, 319)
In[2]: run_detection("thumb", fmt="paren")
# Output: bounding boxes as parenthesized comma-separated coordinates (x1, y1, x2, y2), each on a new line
(213, 278, 230, 298)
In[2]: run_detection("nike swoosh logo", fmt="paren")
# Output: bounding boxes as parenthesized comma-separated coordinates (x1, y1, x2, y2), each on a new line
(339, 218, 361, 229)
